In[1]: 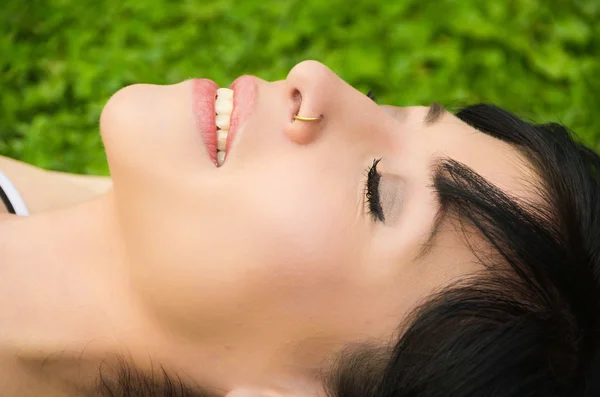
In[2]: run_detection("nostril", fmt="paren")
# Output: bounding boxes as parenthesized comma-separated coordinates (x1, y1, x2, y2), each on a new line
(284, 85, 323, 145)
(291, 88, 302, 122)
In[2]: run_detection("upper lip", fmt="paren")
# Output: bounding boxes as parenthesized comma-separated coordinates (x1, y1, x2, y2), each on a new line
(225, 75, 258, 156)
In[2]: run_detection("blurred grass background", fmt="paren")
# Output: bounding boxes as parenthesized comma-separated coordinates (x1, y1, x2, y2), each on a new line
(1, 0, 599, 175)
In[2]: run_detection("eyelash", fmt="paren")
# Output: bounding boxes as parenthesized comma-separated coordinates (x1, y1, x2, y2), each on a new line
(366, 90, 377, 102)
(363, 90, 382, 222)
(365, 158, 384, 222)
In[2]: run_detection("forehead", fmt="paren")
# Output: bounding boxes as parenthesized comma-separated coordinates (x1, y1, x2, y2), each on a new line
(434, 110, 539, 202)
(399, 106, 543, 290)
(386, 105, 540, 203)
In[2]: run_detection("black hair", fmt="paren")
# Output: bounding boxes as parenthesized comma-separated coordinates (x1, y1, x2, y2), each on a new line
(90, 104, 600, 397)
(86, 357, 218, 397)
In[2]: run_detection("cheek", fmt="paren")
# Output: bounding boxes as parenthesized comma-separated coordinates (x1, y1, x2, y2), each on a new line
(238, 179, 402, 341)
(257, 202, 342, 276)
(244, 179, 365, 302)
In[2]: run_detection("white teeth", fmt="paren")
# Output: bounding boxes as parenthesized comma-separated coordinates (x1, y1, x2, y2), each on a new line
(215, 94, 233, 115)
(217, 129, 228, 151)
(216, 114, 231, 130)
(215, 88, 234, 167)
(217, 150, 226, 166)
(216, 88, 234, 99)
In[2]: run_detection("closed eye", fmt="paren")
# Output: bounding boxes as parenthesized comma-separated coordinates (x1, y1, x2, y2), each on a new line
(365, 158, 384, 222)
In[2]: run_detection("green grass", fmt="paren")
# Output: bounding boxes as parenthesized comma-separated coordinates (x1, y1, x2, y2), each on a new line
(1, 0, 599, 175)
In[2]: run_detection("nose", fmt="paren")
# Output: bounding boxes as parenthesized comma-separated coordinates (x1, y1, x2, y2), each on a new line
(283, 60, 338, 145)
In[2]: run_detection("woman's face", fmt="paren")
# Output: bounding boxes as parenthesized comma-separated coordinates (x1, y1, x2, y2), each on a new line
(100, 61, 533, 374)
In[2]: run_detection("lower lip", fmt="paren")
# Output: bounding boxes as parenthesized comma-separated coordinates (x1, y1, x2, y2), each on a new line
(192, 78, 219, 166)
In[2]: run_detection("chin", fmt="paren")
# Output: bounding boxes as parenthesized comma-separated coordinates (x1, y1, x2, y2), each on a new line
(100, 81, 214, 183)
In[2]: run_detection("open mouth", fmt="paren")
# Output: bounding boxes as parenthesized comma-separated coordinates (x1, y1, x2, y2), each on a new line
(215, 88, 233, 167)
(193, 75, 256, 168)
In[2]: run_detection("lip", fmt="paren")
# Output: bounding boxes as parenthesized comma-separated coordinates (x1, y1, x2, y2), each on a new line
(192, 76, 257, 167)
(227, 75, 258, 156)
(192, 78, 219, 166)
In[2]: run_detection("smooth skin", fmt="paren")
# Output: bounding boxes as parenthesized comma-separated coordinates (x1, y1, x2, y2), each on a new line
(0, 155, 111, 216)
(0, 61, 539, 396)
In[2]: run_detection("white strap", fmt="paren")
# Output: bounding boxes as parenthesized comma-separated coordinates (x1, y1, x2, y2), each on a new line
(0, 170, 29, 216)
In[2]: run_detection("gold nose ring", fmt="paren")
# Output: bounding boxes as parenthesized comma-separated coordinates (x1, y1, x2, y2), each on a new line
(293, 114, 321, 122)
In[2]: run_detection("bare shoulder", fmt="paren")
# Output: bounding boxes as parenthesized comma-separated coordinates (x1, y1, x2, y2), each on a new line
(0, 155, 112, 213)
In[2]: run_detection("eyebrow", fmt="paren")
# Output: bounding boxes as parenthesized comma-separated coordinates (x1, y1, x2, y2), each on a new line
(423, 102, 448, 126)
(414, 158, 500, 262)
(414, 157, 459, 262)
(413, 165, 447, 262)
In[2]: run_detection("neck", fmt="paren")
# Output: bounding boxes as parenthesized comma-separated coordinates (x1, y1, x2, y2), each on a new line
(0, 191, 162, 394)
(0, 191, 321, 395)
